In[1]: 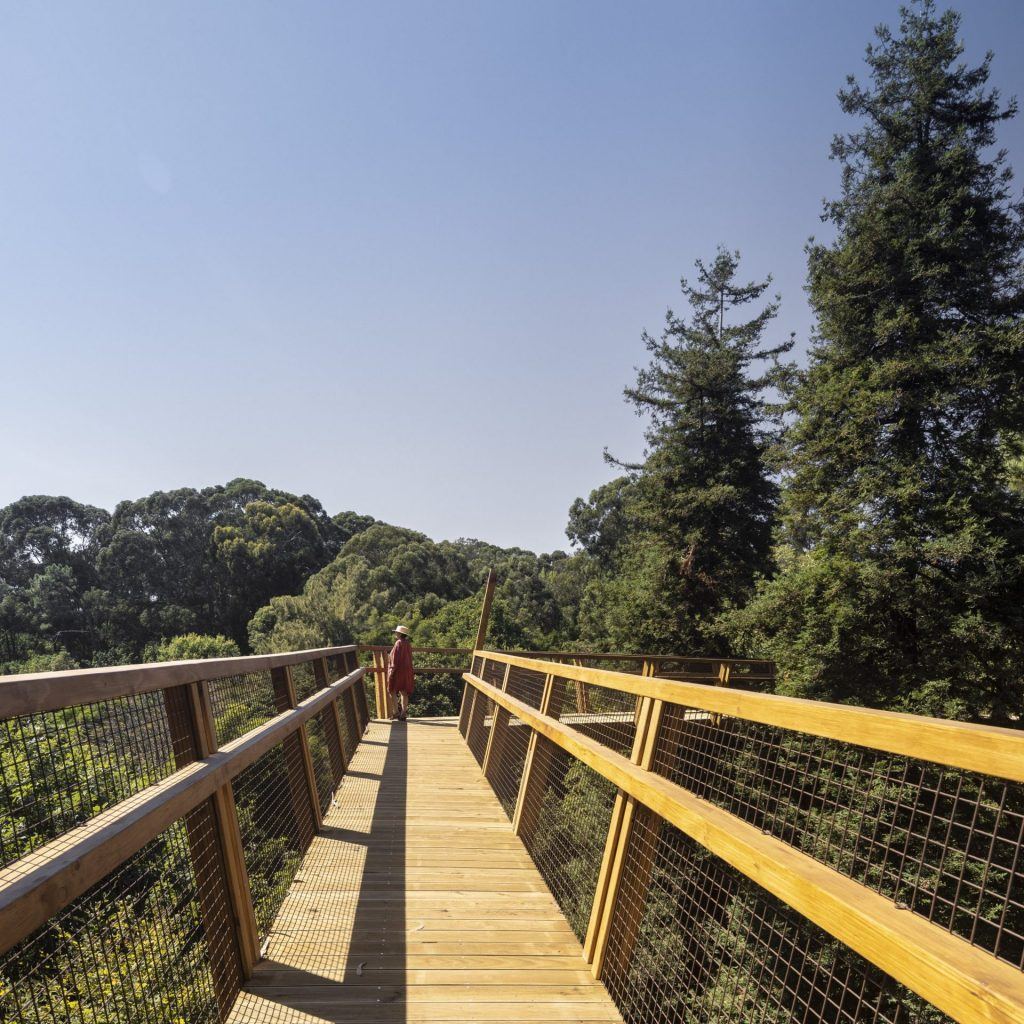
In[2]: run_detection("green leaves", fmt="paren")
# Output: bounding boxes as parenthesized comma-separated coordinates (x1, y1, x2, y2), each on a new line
(729, 0, 1024, 721)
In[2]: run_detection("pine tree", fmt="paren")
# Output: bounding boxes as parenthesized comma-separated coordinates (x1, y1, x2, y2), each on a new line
(590, 248, 793, 654)
(727, 2, 1024, 720)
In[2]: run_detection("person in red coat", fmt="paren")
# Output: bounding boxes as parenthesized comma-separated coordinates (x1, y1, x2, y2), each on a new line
(386, 625, 414, 720)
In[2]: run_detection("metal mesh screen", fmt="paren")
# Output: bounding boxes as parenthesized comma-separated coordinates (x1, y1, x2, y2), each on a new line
(207, 670, 277, 746)
(654, 702, 1024, 969)
(304, 713, 335, 817)
(481, 658, 506, 687)
(289, 662, 319, 703)
(320, 705, 346, 786)
(0, 692, 187, 871)
(552, 677, 639, 756)
(0, 808, 240, 1024)
(465, 686, 493, 766)
(341, 689, 360, 762)
(333, 690, 355, 761)
(517, 735, 618, 940)
(653, 657, 774, 690)
(483, 708, 533, 819)
(231, 740, 315, 940)
(505, 664, 547, 709)
(601, 810, 950, 1024)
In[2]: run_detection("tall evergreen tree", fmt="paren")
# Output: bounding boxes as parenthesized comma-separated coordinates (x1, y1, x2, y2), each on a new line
(583, 249, 793, 653)
(727, 2, 1024, 720)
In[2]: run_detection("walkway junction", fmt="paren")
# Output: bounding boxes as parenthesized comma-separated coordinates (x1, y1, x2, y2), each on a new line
(2, 598, 1024, 1022)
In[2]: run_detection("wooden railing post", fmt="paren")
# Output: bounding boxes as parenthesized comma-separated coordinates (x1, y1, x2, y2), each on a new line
(162, 680, 261, 986)
(271, 665, 323, 833)
(316, 657, 347, 787)
(481, 663, 512, 778)
(474, 570, 497, 650)
(160, 684, 245, 1008)
(512, 671, 562, 837)
(372, 650, 390, 720)
(583, 694, 665, 977)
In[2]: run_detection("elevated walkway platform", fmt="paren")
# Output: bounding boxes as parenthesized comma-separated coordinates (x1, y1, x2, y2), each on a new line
(228, 718, 624, 1023)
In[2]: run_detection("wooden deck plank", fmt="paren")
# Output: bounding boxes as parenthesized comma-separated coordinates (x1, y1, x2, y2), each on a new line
(227, 719, 623, 1023)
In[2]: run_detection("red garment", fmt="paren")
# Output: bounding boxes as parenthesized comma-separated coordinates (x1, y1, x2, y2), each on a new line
(386, 637, 414, 694)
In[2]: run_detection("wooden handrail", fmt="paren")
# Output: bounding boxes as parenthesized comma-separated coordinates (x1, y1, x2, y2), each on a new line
(0, 645, 358, 718)
(0, 665, 365, 960)
(477, 650, 1024, 782)
(463, 670, 1024, 1024)
(356, 643, 774, 670)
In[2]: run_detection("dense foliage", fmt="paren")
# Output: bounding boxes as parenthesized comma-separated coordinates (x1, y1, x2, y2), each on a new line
(723, 1, 1024, 721)
(0, 480, 366, 670)
(571, 249, 794, 655)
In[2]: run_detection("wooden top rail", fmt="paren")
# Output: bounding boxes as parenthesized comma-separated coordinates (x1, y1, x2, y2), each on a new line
(358, 645, 470, 656)
(500, 649, 775, 672)
(464, 669, 1024, 1024)
(0, 645, 357, 718)
(0, 663, 365, 959)
(477, 650, 1024, 783)
(357, 644, 774, 676)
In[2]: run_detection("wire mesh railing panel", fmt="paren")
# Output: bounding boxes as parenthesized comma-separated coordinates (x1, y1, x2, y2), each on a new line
(319, 705, 346, 787)
(231, 740, 315, 940)
(333, 690, 355, 761)
(505, 664, 547, 709)
(341, 689, 360, 761)
(601, 810, 951, 1024)
(653, 702, 1024, 969)
(552, 677, 639, 757)
(304, 713, 335, 817)
(471, 654, 485, 676)
(0, 692, 186, 871)
(517, 734, 618, 941)
(481, 659, 506, 687)
(465, 687, 493, 767)
(654, 657, 774, 690)
(290, 662, 319, 703)
(364, 675, 379, 719)
(483, 709, 533, 819)
(0, 812, 236, 1024)
(207, 670, 277, 747)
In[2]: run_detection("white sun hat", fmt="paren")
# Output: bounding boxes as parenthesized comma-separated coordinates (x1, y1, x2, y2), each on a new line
(394, 625, 410, 636)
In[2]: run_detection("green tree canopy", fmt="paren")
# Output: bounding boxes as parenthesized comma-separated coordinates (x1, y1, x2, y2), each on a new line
(575, 249, 793, 654)
(726, 0, 1024, 720)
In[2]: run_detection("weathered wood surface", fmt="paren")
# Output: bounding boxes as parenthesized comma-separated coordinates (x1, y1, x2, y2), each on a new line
(227, 718, 624, 1023)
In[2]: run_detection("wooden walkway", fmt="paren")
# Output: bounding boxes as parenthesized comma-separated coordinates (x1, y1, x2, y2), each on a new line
(227, 718, 624, 1023)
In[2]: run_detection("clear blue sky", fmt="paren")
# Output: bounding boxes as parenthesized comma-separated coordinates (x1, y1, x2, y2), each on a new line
(2, 1, 1022, 553)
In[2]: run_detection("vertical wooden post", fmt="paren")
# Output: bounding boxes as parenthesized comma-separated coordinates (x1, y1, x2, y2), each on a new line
(161, 684, 247, 1008)
(271, 665, 323, 833)
(481, 663, 512, 777)
(315, 658, 347, 789)
(180, 680, 261, 980)
(372, 650, 391, 720)
(512, 672, 564, 838)
(459, 656, 486, 738)
(474, 569, 497, 651)
(584, 694, 665, 977)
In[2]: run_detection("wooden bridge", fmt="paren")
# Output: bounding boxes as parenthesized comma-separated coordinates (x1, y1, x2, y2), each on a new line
(2, 643, 1024, 1023)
